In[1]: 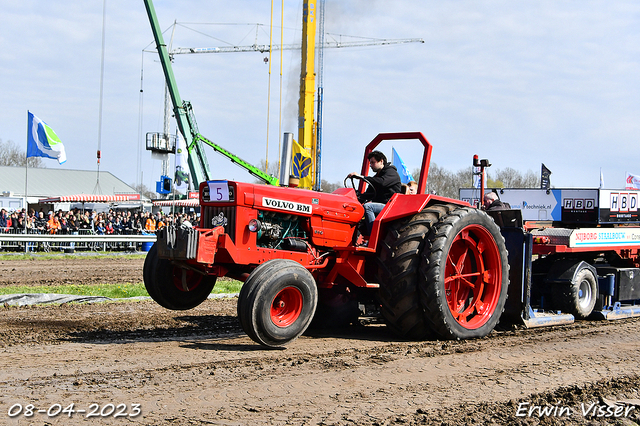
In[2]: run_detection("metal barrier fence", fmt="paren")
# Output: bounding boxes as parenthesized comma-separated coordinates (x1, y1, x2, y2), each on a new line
(0, 229, 157, 252)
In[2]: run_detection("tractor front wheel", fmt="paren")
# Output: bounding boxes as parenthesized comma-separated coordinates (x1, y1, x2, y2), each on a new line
(420, 207, 509, 340)
(143, 243, 216, 310)
(238, 259, 318, 347)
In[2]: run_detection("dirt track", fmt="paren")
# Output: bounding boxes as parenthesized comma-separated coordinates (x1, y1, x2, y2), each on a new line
(1, 255, 640, 425)
(0, 255, 145, 287)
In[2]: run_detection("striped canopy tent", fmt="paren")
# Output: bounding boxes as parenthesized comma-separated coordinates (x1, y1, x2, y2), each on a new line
(39, 194, 139, 203)
(152, 199, 199, 207)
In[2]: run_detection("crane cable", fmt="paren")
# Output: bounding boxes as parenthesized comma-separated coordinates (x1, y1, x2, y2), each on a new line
(137, 52, 144, 191)
(278, 0, 284, 174)
(265, 0, 275, 173)
(94, 0, 107, 195)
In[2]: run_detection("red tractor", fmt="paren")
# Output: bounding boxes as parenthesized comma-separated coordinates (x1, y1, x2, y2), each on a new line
(144, 132, 509, 347)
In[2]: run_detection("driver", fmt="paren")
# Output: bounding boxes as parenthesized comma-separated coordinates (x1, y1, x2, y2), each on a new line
(348, 150, 402, 235)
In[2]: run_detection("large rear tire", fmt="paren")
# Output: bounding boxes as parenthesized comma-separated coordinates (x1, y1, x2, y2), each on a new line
(238, 259, 318, 347)
(376, 205, 454, 339)
(143, 244, 216, 311)
(420, 206, 509, 340)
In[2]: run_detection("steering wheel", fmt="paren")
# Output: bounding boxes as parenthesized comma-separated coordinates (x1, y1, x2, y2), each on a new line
(344, 174, 376, 202)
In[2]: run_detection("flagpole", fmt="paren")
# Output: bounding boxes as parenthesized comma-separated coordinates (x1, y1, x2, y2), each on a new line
(24, 111, 29, 253)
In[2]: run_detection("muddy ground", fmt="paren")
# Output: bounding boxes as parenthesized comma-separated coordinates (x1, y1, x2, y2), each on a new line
(0, 255, 146, 287)
(0, 254, 639, 425)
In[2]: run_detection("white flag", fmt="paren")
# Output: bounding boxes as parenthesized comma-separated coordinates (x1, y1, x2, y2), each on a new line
(473, 166, 481, 188)
(625, 172, 640, 190)
(174, 131, 190, 192)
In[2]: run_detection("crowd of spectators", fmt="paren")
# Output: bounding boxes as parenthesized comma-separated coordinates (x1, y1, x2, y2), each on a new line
(0, 207, 198, 235)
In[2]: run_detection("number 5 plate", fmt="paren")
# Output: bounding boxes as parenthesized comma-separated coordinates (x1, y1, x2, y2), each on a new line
(207, 181, 230, 202)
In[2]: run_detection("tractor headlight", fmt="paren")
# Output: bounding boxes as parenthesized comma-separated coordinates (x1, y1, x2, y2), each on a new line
(248, 219, 262, 233)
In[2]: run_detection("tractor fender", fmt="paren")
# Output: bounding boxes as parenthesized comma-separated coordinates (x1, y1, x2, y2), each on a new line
(545, 259, 598, 287)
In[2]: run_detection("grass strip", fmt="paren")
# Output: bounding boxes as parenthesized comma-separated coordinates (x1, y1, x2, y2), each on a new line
(0, 279, 243, 299)
(0, 253, 148, 261)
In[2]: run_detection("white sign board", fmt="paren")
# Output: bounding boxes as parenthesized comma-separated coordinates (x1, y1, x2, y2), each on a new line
(459, 188, 561, 221)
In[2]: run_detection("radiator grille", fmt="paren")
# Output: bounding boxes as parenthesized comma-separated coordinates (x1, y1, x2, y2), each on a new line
(202, 206, 236, 242)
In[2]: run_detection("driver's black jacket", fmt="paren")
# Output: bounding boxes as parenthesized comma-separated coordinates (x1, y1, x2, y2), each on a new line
(359, 163, 402, 204)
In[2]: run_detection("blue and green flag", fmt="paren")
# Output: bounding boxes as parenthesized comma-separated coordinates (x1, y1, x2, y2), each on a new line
(27, 111, 66, 164)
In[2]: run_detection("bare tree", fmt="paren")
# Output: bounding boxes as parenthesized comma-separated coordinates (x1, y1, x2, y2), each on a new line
(129, 182, 156, 200)
(320, 179, 341, 193)
(491, 167, 537, 188)
(413, 163, 537, 199)
(414, 164, 474, 199)
(253, 159, 281, 184)
(0, 139, 44, 167)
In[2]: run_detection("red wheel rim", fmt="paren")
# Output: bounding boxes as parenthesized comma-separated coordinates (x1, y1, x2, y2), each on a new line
(172, 267, 202, 292)
(444, 224, 502, 329)
(270, 286, 303, 328)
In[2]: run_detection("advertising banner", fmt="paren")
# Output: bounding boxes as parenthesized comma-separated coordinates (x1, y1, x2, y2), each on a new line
(459, 188, 561, 221)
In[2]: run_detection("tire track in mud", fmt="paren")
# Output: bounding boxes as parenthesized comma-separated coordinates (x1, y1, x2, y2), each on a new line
(2, 256, 638, 424)
(2, 312, 640, 425)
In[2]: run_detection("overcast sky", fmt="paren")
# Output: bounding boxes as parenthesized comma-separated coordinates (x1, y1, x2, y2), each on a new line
(1, 0, 639, 194)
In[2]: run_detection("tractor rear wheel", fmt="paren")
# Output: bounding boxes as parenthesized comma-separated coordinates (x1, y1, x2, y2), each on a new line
(376, 204, 455, 339)
(143, 244, 216, 311)
(420, 206, 509, 340)
(238, 259, 318, 347)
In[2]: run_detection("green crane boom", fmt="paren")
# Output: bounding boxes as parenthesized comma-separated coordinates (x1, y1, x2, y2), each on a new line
(143, 0, 278, 187)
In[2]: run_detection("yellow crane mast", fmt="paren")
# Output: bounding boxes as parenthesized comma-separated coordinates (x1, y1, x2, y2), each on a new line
(157, 6, 423, 190)
(298, 0, 317, 189)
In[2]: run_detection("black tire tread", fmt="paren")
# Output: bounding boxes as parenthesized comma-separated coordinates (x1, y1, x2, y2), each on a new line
(145, 247, 216, 311)
(143, 244, 160, 301)
(239, 259, 317, 347)
(420, 206, 509, 340)
(552, 267, 597, 319)
(238, 259, 300, 343)
(376, 204, 455, 339)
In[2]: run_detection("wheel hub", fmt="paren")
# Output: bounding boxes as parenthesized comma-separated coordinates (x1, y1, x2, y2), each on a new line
(444, 225, 502, 329)
(270, 286, 303, 328)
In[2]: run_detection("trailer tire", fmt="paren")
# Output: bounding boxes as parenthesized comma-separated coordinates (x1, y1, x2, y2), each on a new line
(420, 206, 509, 340)
(145, 247, 216, 311)
(553, 265, 598, 319)
(239, 259, 317, 347)
(376, 204, 455, 339)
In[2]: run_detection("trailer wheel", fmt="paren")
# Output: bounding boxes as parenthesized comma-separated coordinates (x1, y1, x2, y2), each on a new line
(239, 259, 317, 347)
(376, 204, 455, 339)
(420, 206, 509, 340)
(144, 246, 216, 311)
(553, 265, 598, 319)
